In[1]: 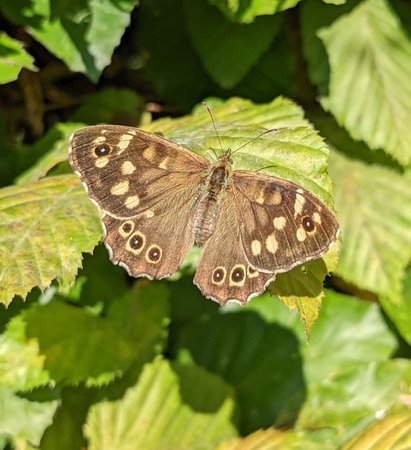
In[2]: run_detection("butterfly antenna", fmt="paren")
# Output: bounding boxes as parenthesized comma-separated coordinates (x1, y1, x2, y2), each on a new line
(231, 128, 278, 156)
(203, 102, 224, 157)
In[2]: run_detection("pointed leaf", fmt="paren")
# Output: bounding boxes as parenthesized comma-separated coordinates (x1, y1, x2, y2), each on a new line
(0, 175, 101, 306)
(319, 0, 411, 165)
(85, 359, 237, 450)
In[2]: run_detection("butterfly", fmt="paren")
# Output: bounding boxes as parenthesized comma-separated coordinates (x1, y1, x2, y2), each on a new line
(69, 124, 339, 305)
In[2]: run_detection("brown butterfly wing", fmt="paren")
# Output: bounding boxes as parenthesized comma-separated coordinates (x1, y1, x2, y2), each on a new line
(101, 198, 198, 279)
(69, 125, 209, 219)
(69, 125, 209, 278)
(231, 170, 339, 273)
(194, 194, 275, 304)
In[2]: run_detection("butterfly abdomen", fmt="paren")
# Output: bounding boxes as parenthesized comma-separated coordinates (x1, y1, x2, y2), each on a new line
(194, 159, 232, 246)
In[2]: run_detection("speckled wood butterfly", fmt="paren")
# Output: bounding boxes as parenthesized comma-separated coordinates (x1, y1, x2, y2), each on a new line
(69, 124, 339, 304)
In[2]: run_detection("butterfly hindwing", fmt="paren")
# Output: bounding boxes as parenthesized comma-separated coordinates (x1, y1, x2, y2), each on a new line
(194, 195, 275, 304)
(102, 193, 198, 279)
(231, 170, 339, 274)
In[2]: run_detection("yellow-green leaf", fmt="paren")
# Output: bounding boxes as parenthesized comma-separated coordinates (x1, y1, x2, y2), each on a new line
(319, 0, 411, 166)
(0, 175, 101, 306)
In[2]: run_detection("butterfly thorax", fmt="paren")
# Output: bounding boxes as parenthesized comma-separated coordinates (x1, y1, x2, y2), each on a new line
(194, 156, 232, 246)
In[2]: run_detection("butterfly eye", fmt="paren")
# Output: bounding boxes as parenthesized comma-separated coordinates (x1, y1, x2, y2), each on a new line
(302, 216, 315, 232)
(94, 143, 111, 157)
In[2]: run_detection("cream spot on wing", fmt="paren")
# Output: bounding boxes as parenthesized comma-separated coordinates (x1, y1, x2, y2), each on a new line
(128, 129, 137, 135)
(212, 267, 226, 285)
(273, 216, 286, 230)
(111, 179, 129, 196)
(266, 234, 278, 254)
(247, 266, 259, 278)
(101, 129, 109, 134)
(158, 156, 169, 170)
(121, 160, 136, 175)
(92, 135, 106, 145)
(296, 227, 307, 242)
(256, 189, 265, 204)
(95, 156, 109, 168)
(251, 240, 261, 256)
(294, 193, 305, 217)
(144, 210, 155, 218)
(269, 190, 282, 205)
(143, 145, 156, 162)
(125, 195, 140, 209)
(313, 212, 321, 224)
(117, 134, 134, 153)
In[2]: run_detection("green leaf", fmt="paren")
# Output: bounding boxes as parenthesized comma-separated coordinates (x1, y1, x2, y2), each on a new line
(70, 88, 143, 125)
(329, 151, 411, 299)
(0, 175, 101, 306)
(85, 359, 237, 450)
(16, 122, 85, 184)
(209, 0, 301, 23)
(319, 0, 411, 166)
(0, 0, 137, 82)
(24, 301, 136, 385)
(380, 266, 411, 346)
(341, 410, 411, 450)
(147, 97, 311, 134)
(0, 32, 36, 84)
(175, 308, 306, 433)
(106, 282, 171, 370)
(184, 0, 280, 88)
(0, 314, 50, 391)
(0, 387, 58, 448)
(218, 428, 301, 450)
(301, 0, 354, 96)
(176, 291, 411, 449)
(298, 292, 409, 442)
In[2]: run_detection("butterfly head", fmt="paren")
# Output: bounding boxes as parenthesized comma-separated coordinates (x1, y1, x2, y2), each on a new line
(220, 149, 233, 165)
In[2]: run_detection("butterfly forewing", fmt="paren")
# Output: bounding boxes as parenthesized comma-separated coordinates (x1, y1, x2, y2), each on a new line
(69, 125, 209, 219)
(231, 171, 339, 273)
